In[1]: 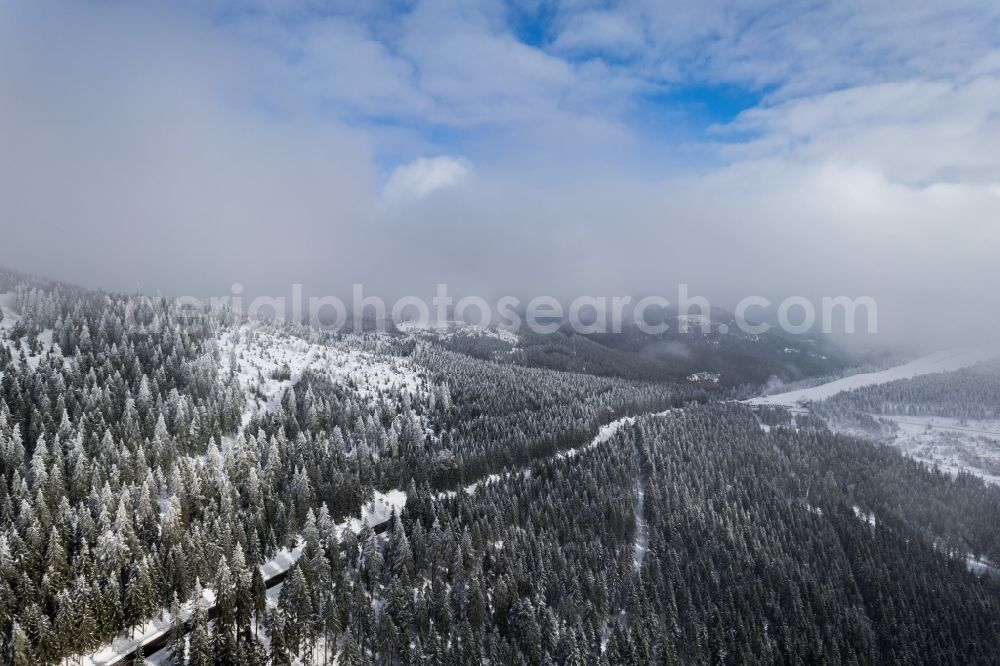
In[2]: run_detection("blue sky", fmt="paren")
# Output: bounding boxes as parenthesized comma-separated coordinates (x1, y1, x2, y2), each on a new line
(200, 0, 783, 171)
(2, 0, 1000, 345)
(181, 0, 1000, 177)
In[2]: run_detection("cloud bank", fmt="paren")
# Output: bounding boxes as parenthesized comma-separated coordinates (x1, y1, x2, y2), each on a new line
(1, 0, 999, 349)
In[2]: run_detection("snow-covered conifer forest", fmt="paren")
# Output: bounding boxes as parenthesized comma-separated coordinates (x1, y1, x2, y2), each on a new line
(6, 0, 1000, 661)
(1, 269, 1000, 665)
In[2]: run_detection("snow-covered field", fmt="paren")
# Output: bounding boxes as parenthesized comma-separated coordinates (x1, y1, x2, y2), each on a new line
(884, 416, 1000, 486)
(751, 344, 1000, 407)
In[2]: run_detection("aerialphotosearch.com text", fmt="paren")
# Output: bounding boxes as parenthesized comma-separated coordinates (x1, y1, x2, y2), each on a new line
(170, 283, 878, 337)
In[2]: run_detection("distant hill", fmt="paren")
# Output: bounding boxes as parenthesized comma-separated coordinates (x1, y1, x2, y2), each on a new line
(403, 306, 863, 388)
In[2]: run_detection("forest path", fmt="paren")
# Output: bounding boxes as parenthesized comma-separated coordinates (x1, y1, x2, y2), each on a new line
(633, 477, 649, 570)
(631, 422, 652, 571)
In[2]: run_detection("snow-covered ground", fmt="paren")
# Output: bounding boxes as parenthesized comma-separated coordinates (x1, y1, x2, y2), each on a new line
(556, 411, 665, 460)
(0, 291, 66, 370)
(444, 411, 649, 495)
(218, 323, 428, 430)
(751, 344, 1000, 407)
(345, 489, 408, 533)
(967, 555, 1000, 578)
(852, 505, 877, 530)
(884, 416, 1000, 486)
(79, 584, 217, 666)
(259, 541, 306, 580)
(217, 324, 317, 429)
(633, 480, 649, 570)
(445, 410, 680, 502)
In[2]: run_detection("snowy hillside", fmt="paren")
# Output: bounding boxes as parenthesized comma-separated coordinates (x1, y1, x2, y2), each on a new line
(218, 322, 429, 429)
(0, 290, 67, 370)
(396, 319, 519, 345)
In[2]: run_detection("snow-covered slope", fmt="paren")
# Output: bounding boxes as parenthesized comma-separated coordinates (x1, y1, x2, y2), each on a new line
(218, 323, 428, 430)
(750, 344, 1000, 407)
(0, 291, 67, 370)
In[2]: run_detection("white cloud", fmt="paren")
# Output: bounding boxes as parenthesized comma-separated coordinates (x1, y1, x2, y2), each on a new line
(4, 0, 1000, 348)
(716, 76, 1000, 186)
(381, 156, 473, 204)
(624, 0, 1000, 94)
(0, 0, 377, 294)
(551, 10, 647, 58)
(228, 0, 634, 133)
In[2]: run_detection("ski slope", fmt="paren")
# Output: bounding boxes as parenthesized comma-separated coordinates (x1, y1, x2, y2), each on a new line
(750, 344, 1000, 407)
